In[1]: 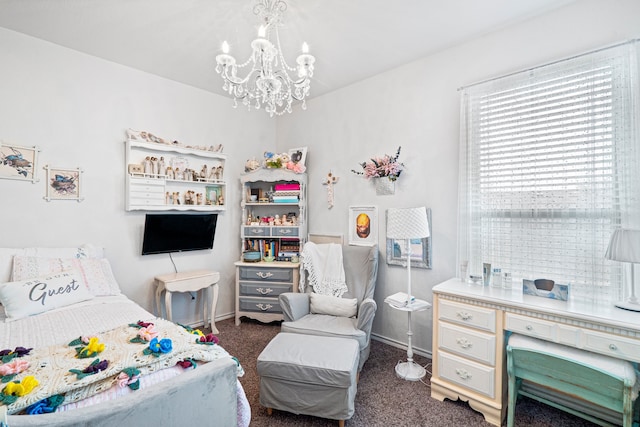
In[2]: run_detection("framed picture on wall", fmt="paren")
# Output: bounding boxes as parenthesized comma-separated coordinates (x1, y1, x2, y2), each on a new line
(348, 205, 378, 246)
(386, 208, 432, 269)
(0, 143, 40, 183)
(43, 165, 84, 202)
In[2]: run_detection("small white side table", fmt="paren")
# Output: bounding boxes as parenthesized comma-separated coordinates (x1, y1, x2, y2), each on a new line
(386, 298, 432, 381)
(154, 270, 220, 334)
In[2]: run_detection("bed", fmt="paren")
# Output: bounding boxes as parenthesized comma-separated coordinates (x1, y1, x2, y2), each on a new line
(0, 246, 250, 427)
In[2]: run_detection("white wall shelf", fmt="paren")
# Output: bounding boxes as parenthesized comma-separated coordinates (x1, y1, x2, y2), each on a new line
(125, 139, 227, 211)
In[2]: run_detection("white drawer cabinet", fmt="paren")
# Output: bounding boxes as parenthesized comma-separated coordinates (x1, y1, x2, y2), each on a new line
(431, 295, 505, 426)
(430, 278, 640, 426)
(234, 261, 299, 325)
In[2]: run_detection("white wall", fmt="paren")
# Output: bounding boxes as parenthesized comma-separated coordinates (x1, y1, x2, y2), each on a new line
(277, 0, 640, 355)
(1, 0, 639, 354)
(0, 27, 276, 324)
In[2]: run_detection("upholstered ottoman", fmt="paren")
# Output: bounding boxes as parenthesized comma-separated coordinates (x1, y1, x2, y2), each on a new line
(257, 332, 360, 426)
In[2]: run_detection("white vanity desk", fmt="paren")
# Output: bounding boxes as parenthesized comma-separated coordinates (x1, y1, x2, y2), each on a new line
(430, 278, 640, 426)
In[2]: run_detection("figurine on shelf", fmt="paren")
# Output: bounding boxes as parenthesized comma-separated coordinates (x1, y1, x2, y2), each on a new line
(175, 168, 184, 180)
(158, 157, 166, 176)
(218, 194, 224, 205)
(173, 192, 180, 205)
(274, 215, 281, 226)
(245, 158, 260, 172)
(144, 156, 152, 175)
(200, 165, 208, 181)
(196, 193, 203, 205)
(150, 157, 158, 175)
(165, 166, 174, 179)
(215, 165, 224, 180)
(165, 192, 171, 205)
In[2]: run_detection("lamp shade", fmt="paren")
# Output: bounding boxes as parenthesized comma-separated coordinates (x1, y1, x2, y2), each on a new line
(605, 229, 640, 263)
(386, 207, 430, 240)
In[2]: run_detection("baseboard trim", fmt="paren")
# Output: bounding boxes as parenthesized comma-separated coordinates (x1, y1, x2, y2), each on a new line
(371, 332, 433, 359)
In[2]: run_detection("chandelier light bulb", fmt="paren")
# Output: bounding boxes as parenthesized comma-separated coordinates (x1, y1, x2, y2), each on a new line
(258, 25, 266, 38)
(302, 42, 309, 54)
(222, 41, 230, 54)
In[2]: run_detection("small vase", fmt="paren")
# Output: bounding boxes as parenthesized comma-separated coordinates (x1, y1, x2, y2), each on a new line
(375, 177, 395, 195)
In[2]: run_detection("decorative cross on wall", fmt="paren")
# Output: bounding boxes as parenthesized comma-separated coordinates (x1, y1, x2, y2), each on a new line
(322, 171, 339, 209)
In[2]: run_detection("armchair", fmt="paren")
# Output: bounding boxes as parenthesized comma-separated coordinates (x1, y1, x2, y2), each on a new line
(279, 244, 379, 371)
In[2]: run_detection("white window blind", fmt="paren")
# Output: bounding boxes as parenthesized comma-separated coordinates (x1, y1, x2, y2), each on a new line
(458, 40, 640, 303)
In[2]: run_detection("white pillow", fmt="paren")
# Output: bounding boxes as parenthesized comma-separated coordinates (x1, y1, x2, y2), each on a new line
(309, 293, 358, 317)
(11, 256, 121, 296)
(0, 270, 95, 321)
(0, 245, 104, 283)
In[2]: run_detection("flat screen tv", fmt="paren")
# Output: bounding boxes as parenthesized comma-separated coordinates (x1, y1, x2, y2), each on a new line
(141, 213, 218, 255)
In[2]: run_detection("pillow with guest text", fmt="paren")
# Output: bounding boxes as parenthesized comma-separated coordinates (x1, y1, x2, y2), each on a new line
(309, 293, 357, 318)
(0, 270, 94, 322)
(11, 256, 121, 296)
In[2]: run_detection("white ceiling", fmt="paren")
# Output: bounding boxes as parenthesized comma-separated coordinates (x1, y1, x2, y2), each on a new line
(0, 0, 575, 98)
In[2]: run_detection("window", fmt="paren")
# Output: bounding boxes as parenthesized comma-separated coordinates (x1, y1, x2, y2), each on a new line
(458, 40, 640, 303)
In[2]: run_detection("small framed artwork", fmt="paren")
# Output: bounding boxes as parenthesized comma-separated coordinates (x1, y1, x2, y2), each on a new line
(386, 208, 432, 269)
(288, 147, 308, 166)
(44, 165, 84, 202)
(206, 185, 221, 205)
(0, 143, 40, 183)
(348, 205, 378, 246)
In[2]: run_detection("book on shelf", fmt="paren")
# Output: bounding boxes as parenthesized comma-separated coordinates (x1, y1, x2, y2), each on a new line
(272, 190, 300, 197)
(272, 196, 299, 203)
(274, 183, 300, 191)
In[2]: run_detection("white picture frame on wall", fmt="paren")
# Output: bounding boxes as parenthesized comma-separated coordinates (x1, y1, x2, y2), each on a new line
(0, 143, 40, 183)
(348, 205, 378, 246)
(44, 165, 84, 202)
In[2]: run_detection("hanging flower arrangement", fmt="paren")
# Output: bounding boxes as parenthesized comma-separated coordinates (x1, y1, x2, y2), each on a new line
(351, 146, 403, 181)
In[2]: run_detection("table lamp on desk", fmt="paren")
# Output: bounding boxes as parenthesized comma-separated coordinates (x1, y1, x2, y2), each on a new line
(386, 206, 431, 381)
(605, 228, 640, 312)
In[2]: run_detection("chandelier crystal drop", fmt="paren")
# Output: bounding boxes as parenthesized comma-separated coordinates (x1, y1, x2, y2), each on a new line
(215, 0, 315, 117)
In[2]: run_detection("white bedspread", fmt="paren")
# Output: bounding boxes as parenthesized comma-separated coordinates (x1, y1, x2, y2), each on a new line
(0, 295, 251, 426)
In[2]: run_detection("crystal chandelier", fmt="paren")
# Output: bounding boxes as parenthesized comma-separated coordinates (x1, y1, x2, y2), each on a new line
(215, 0, 315, 117)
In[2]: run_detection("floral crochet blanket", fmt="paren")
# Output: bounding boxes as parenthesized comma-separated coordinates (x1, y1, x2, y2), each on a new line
(0, 318, 243, 415)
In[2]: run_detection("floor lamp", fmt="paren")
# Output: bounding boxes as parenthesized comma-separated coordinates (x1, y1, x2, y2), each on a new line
(605, 228, 640, 312)
(387, 207, 430, 381)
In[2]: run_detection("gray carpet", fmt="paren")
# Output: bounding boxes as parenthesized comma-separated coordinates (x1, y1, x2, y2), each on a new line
(212, 317, 597, 427)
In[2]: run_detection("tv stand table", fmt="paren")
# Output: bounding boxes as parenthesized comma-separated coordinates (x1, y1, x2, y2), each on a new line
(154, 270, 220, 333)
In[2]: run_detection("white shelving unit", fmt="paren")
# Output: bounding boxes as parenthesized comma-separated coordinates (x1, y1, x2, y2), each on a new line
(124, 139, 227, 211)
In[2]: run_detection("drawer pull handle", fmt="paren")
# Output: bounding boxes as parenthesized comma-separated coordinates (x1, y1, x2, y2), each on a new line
(256, 287, 273, 295)
(256, 272, 274, 279)
(279, 229, 292, 235)
(526, 325, 533, 331)
(456, 338, 473, 349)
(457, 311, 472, 321)
(256, 303, 273, 311)
(456, 369, 472, 380)
(250, 229, 263, 234)
(609, 343, 618, 351)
